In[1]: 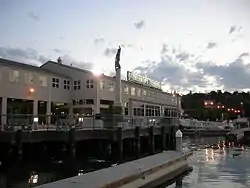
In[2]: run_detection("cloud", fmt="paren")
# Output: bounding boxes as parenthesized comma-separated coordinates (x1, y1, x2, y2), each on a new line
(103, 47, 117, 57)
(0, 47, 48, 65)
(54, 48, 62, 53)
(133, 20, 145, 29)
(239, 52, 249, 58)
(133, 43, 250, 92)
(27, 12, 40, 22)
(228, 25, 242, 35)
(196, 58, 250, 90)
(207, 42, 217, 49)
(0, 47, 93, 70)
(94, 37, 105, 44)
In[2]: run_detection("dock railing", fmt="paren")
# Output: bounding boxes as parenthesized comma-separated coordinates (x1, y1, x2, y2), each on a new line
(0, 114, 177, 131)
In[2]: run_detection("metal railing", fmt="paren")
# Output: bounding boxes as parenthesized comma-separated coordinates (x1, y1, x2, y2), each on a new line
(0, 114, 178, 131)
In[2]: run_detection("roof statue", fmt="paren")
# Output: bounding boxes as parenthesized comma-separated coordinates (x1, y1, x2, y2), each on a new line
(115, 46, 121, 71)
(57, 57, 62, 64)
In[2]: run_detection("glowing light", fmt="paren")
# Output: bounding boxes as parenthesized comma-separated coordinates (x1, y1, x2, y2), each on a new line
(29, 88, 35, 93)
(92, 67, 102, 76)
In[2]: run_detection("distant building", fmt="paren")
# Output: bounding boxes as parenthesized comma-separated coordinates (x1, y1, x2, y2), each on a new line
(0, 58, 181, 125)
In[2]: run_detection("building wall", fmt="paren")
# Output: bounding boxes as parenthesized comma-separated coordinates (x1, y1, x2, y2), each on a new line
(0, 64, 71, 103)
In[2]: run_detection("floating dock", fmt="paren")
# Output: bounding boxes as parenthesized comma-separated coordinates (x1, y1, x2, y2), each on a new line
(35, 150, 192, 188)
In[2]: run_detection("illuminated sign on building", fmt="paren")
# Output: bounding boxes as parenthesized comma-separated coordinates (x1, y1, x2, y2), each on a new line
(126, 71, 162, 90)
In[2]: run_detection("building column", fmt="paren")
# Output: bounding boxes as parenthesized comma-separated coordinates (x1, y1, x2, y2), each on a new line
(33, 100, 38, 116)
(128, 99, 133, 116)
(1, 97, 7, 126)
(47, 101, 51, 125)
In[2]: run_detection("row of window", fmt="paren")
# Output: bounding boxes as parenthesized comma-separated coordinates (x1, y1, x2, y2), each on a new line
(52, 78, 95, 90)
(8, 70, 48, 87)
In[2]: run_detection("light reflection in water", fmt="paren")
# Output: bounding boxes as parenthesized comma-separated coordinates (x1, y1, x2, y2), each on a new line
(168, 137, 250, 188)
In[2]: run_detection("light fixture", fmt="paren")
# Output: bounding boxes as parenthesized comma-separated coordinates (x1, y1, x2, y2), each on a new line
(29, 88, 35, 93)
(33, 117, 38, 123)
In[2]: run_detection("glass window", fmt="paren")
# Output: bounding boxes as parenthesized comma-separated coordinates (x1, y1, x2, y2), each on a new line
(74, 80, 81, 90)
(131, 87, 135, 95)
(86, 79, 94, 88)
(143, 90, 146, 96)
(9, 70, 19, 83)
(25, 72, 34, 84)
(52, 77, 59, 88)
(39, 75, 47, 87)
(100, 80, 105, 90)
(124, 85, 129, 94)
(108, 82, 114, 91)
(64, 80, 70, 90)
(137, 88, 141, 97)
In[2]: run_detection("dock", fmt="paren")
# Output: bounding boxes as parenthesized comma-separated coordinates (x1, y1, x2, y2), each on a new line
(226, 127, 250, 145)
(35, 150, 192, 188)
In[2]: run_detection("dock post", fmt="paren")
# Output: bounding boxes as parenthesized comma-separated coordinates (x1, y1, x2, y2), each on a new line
(68, 128, 76, 159)
(148, 125, 155, 154)
(15, 130, 23, 161)
(175, 129, 183, 152)
(117, 126, 123, 163)
(170, 126, 177, 150)
(161, 125, 166, 151)
(134, 126, 141, 158)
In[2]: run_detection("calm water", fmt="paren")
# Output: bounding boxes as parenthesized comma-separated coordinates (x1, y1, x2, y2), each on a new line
(1, 137, 250, 188)
(167, 137, 250, 188)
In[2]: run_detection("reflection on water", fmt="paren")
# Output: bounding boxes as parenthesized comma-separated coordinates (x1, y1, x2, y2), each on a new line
(167, 137, 250, 188)
(1, 136, 250, 188)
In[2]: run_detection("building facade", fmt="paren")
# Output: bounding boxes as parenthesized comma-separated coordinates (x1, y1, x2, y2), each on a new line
(0, 58, 181, 125)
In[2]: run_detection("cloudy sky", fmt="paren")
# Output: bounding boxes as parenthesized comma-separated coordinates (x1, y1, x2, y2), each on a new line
(0, 0, 250, 93)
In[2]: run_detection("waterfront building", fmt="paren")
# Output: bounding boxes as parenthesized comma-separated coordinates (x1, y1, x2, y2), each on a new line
(0, 57, 181, 125)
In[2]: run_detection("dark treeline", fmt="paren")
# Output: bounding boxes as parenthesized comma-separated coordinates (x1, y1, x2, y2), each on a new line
(181, 90, 250, 121)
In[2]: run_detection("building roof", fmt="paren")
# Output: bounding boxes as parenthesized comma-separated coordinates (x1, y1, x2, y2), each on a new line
(0, 58, 70, 78)
(41, 60, 111, 79)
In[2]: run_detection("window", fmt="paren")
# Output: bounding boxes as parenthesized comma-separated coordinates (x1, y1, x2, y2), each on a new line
(74, 80, 81, 90)
(131, 87, 135, 96)
(39, 75, 47, 87)
(9, 70, 19, 83)
(143, 90, 146, 96)
(124, 85, 129, 94)
(52, 77, 59, 88)
(86, 79, 94, 88)
(137, 89, 141, 97)
(133, 102, 144, 116)
(25, 72, 34, 84)
(64, 80, 70, 90)
(100, 80, 105, 90)
(108, 82, 114, 91)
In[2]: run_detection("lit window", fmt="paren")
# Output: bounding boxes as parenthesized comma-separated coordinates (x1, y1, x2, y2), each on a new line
(86, 79, 94, 88)
(39, 75, 47, 87)
(143, 90, 146, 96)
(100, 80, 105, 90)
(52, 77, 59, 88)
(74, 80, 81, 90)
(137, 88, 141, 97)
(9, 70, 19, 83)
(64, 80, 70, 90)
(25, 72, 34, 84)
(131, 87, 135, 95)
(124, 85, 129, 94)
(108, 82, 114, 91)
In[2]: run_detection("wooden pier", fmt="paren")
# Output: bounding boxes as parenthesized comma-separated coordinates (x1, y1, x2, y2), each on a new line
(34, 151, 192, 188)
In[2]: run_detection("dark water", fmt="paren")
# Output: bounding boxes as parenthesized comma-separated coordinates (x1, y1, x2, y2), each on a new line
(1, 137, 250, 188)
(167, 137, 250, 188)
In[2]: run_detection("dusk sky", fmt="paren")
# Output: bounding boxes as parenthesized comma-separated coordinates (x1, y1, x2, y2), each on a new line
(0, 0, 250, 93)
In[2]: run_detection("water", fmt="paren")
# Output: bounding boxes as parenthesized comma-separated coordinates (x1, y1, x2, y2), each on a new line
(167, 137, 250, 188)
(1, 137, 250, 187)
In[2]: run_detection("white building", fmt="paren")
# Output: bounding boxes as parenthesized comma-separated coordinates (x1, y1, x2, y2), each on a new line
(0, 58, 181, 125)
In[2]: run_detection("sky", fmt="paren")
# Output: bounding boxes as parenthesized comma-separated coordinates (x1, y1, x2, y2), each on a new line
(0, 0, 250, 94)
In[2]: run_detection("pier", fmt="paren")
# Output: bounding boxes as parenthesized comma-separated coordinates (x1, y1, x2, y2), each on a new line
(35, 151, 192, 188)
